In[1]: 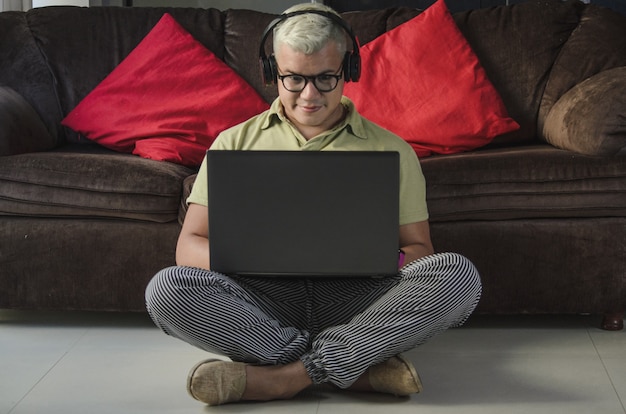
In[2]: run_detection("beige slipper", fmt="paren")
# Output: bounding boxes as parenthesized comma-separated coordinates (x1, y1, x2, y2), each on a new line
(186, 359, 247, 405)
(369, 354, 423, 396)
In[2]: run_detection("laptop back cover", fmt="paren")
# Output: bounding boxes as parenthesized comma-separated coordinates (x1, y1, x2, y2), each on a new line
(207, 150, 399, 277)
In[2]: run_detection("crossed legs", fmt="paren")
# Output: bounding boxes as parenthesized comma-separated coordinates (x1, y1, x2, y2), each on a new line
(146, 252, 481, 405)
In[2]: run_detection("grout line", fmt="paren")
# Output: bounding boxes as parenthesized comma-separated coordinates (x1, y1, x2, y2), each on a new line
(6, 328, 90, 414)
(587, 328, 626, 413)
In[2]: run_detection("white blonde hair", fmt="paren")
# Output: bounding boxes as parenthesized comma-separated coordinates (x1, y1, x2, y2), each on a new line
(273, 3, 348, 56)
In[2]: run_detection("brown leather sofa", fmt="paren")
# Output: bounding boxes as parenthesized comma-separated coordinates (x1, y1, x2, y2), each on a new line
(0, 1, 624, 329)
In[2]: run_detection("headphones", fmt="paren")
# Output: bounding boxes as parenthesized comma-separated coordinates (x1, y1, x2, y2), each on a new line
(259, 10, 361, 86)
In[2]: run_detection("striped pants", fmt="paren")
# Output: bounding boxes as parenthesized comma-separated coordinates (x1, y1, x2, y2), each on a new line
(145, 252, 481, 388)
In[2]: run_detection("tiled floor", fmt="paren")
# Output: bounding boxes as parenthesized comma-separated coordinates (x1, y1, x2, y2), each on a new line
(1, 310, 625, 414)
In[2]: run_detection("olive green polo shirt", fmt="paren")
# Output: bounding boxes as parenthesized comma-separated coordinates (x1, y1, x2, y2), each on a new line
(188, 97, 429, 225)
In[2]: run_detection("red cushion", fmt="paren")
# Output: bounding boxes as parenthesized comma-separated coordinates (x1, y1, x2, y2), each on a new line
(343, 0, 519, 157)
(62, 13, 269, 167)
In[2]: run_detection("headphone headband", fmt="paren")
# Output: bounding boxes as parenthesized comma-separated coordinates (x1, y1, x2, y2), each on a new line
(259, 9, 361, 86)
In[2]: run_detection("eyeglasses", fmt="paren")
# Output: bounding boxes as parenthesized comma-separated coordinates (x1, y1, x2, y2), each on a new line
(277, 64, 344, 93)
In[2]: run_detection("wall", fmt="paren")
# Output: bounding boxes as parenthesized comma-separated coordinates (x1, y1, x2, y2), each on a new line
(33, 0, 87, 5)
(94, 0, 311, 13)
(0, 0, 30, 10)
(7, 0, 623, 16)
(326, 0, 624, 15)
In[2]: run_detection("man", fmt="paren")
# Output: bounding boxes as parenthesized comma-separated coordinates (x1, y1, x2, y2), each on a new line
(146, 3, 481, 406)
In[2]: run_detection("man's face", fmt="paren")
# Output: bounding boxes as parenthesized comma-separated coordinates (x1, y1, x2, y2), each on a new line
(274, 41, 345, 140)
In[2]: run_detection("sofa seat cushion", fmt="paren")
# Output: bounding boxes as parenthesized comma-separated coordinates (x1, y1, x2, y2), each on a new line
(0, 146, 193, 223)
(422, 145, 626, 222)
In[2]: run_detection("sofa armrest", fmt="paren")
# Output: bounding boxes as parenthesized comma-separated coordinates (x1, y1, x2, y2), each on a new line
(542, 67, 626, 156)
(0, 86, 56, 156)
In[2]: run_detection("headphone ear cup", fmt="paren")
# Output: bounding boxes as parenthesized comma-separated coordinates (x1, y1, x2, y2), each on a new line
(342, 52, 351, 82)
(260, 56, 270, 85)
(351, 53, 361, 82)
(268, 55, 278, 85)
(343, 52, 361, 83)
(260, 54, 278, 85)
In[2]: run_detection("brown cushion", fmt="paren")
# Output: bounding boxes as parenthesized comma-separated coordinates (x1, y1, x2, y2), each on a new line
(543, 67, 626, 156)
(421, 146, 626, 222)
(539, 4, 626, 132)
(0, 86, 56, 156)
(0, 146, 193, 223)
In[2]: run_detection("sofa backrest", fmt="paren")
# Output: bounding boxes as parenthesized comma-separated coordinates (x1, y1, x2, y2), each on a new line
(222, 8, 277, 105)
(1, 1, 623, 149)
(453, 0, 584, 145)
(0, 11, 63, 146)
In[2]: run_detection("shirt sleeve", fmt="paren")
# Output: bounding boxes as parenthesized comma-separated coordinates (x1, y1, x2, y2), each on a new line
(186, 155, 209, 207)
(398, 145, 429, 225)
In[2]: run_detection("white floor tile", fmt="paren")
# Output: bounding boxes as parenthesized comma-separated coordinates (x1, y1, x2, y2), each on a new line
(405, 354, 624, 414)
(603, 358, 626, 405)
(589, 327, 626, 358)
(1, 322, 89, 413)
(1, 312, 624, 414)
(415, 325, 598, 357)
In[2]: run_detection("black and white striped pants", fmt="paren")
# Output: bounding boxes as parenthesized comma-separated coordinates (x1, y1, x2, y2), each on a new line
(145, 252, 481, 388)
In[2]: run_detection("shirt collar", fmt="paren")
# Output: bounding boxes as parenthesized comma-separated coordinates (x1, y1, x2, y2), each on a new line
(261, 96, 368, 140)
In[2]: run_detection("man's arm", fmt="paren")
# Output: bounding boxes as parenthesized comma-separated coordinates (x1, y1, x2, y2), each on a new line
(176, 203, 211, 270)
(399, 220, 434, 266)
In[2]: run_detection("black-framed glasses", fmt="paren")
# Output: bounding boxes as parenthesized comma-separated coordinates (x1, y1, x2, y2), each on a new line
(277, 64, 344, 93)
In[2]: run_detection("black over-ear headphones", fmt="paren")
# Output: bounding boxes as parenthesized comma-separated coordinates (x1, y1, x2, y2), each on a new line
(259, 10, 361, 86)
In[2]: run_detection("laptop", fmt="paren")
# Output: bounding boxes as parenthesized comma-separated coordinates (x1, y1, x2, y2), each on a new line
(206, 150, 400, 277)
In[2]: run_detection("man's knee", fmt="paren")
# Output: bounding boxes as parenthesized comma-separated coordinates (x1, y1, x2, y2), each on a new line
(145, 266, 179, 309)
(401, 252, 482, 306)
(445, 252, 482, 292)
